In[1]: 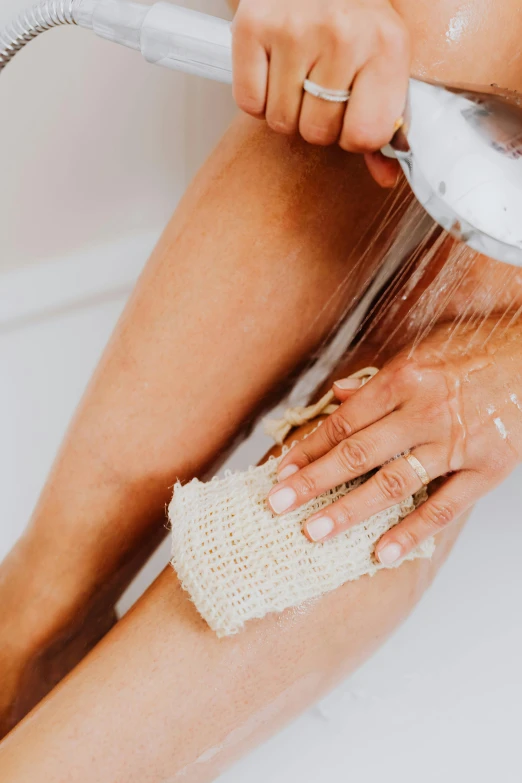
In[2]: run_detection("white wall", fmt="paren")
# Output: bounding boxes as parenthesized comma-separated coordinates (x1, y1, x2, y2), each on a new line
(0, 0, 235, 272)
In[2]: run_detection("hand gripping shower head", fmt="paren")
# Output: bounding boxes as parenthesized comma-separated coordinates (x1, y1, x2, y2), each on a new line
(2, 0, 522, 267)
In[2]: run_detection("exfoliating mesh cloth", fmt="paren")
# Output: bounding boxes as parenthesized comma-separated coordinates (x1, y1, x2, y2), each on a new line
(169, 453, 433, 638)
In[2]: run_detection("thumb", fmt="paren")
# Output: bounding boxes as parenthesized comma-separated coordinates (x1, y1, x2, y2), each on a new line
(332, 375, 364, 401)
(364, 151, 401, 189)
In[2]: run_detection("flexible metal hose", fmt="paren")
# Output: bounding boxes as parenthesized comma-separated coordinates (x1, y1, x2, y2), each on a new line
(0, 0, 77, 73)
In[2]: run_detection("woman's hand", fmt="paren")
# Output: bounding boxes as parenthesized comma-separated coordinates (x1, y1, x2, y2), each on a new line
(268, 318, 522, 564)
(231, 0, 410, 187)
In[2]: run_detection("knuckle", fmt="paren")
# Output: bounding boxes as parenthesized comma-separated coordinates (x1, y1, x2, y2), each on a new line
(420, 498, 457, 531)
(393, 356, 423, 393)
(337, 437, 371, 473)
(234, 8, 262, 36)
(341, 122, 386, 153)
(379, 17, 410, 56)
(333, 17, 356, 47)
(420, 396, 448, 429)
(377, 468, 409, 502)
(333, 499, 357, 528)
(374, 374, 394, 411)
(397, 526, 422, 551)
(293, 470, 317, 498)
(300, 123, 337, 146)
(318, 13, 350, 44)
(326, 5, 364, 42)
(297, 444, 315, 466)
(233, 86, 265, 117)
(266, 112, 297, 135)
(324, 413, 353, 448)
(372, 127, 396, 150)
(421, 396, 443, 420)
(277, 15, 307, 43)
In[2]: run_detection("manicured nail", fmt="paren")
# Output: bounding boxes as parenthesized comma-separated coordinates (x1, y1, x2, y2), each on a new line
(278, 464, 299, 481)
(334, 377, 362, 390)
(305, 516, 334, 542)
(377, 542, 402, 566)
(269, 486, 297, 514)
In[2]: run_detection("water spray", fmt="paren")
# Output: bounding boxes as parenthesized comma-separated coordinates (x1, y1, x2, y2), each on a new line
(2, 0, 522, 267)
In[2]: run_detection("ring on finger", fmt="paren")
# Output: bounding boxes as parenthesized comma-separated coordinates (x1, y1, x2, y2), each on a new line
(404, 453, 431, 486)
(303, 79, 350, 103)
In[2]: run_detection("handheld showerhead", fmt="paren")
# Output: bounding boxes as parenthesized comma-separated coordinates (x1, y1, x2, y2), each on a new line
(2, 0, 522, 267)
(385, 81, 522, 266)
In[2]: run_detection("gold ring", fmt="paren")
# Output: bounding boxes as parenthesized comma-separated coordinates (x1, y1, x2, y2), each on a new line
(404, 453, 431, 486)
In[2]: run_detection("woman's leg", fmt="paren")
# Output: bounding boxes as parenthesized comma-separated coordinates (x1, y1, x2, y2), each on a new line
(0, 114, 393, 734)
(3, 0, 522, 742)
(5, 232, 522, 780)
(2, 227, 522, 780)
(0, 330, 469, 782)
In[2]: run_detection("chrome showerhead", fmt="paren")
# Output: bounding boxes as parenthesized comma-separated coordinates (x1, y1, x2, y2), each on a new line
(385, 80, 522, 266)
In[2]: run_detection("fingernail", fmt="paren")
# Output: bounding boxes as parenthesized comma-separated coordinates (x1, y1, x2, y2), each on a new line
(334, 377, 362, 390)
(268, 486, 297, 514)
(278, 463, 299, 481)
(377, 542, 402, 566)
(305, 516, 334, 542)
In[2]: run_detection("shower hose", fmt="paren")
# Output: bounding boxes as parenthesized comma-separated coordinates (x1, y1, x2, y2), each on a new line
(0, 1, 77, 72)
(0, 0, 232, 79)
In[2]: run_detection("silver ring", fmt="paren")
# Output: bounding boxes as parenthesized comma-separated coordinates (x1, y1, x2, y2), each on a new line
(303, 79, 350, 103)
(404, 453, 431, 487)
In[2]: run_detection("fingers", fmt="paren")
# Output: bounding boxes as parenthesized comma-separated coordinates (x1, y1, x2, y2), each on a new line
(339, 18, 410, 153)
(298, 44, 357, 146)
(339, 57, 407, 153)
(265, 36, 308, 135)
(300, 446, 445, 542)
(374, 471, 476, 565)
(231, 1, 411, 164)
(364, 151, 401, 189)
(231, 12, 270, 118)
(277, 371, 396, 477)
(269, 412, 421, 516)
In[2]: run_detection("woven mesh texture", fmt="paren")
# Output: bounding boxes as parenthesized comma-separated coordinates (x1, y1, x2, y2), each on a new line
(169, 453, 433, 637)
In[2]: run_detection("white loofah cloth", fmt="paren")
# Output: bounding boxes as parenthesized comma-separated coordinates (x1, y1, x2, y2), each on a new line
(169, 452, 434, 638)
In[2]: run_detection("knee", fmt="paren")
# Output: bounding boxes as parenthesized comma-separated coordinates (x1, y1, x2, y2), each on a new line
(392, 0, 522, 89)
